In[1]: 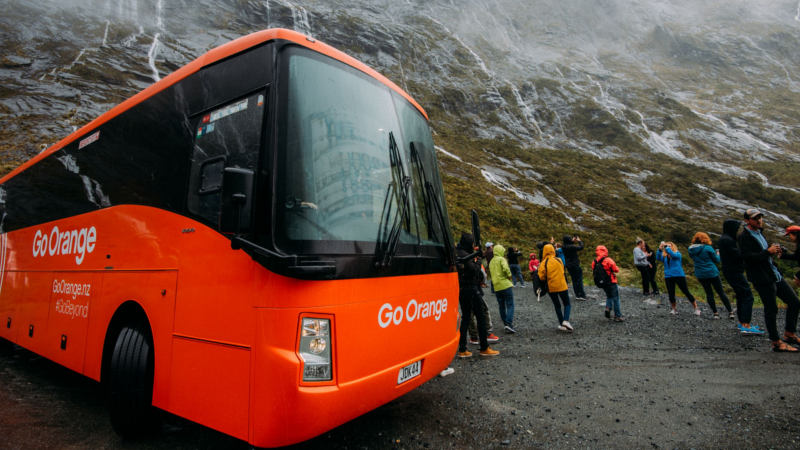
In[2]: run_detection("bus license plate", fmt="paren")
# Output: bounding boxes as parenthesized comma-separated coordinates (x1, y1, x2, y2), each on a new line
(397, 360, 422, 385)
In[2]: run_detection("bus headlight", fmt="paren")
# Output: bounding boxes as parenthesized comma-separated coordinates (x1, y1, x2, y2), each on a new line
(299, 317, 332, 381)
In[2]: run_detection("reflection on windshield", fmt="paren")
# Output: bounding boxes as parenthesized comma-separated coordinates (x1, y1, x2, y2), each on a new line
(276, 47, 449, 253)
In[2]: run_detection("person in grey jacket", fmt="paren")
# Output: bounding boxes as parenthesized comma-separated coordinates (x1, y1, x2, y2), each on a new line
(633, 238, 657, 295)
(688, 232, 733, 319)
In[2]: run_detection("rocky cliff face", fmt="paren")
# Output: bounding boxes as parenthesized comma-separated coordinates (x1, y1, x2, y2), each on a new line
(2, 0, 799, 246)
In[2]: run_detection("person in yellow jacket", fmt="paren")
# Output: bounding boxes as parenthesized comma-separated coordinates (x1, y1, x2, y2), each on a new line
(539, 244, 573, 332)
(489, 244, 516, 333)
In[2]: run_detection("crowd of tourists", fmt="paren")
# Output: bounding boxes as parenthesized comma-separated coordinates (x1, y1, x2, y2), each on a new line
(452, 207, 800, 359)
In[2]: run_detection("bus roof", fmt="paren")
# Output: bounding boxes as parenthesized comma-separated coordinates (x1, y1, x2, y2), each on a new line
(1, 28, 428, 184)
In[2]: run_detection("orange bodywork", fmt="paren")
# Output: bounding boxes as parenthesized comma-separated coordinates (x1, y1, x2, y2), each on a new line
(0, 205, 459, 446)
(0, 28, 456, 447)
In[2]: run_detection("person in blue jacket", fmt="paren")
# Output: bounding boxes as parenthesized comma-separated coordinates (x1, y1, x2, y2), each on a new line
(688, 232, 734, 319)
(656, 241, 701, 316)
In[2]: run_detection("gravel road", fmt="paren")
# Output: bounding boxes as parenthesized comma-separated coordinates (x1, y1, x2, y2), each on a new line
(2, 284, 800, 449)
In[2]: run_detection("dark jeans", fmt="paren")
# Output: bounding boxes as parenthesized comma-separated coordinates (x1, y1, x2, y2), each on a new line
(723, 270, 754, 324)
(548, 290, 571, 324)
(665, 276, 696, 306)
(603, 283, 622, 318)
(637, 265, 659, 294)
(458, 285, 489, 351)
(510, 264, 525, 286)
(698, 276, 732, 314)
(647, 264, 660, 293)
(566, 264, 586, 298)
(752, 279, 800, 342)
(495, 287, 515, 327)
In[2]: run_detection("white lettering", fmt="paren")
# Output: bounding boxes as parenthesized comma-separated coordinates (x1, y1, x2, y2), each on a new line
(31, 225, 97, 265)
(377, 298, 449, 328)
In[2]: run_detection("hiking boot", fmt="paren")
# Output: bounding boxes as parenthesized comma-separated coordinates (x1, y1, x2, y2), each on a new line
(487, 333, 500, 343)
(479, 347, 500, 357)
(457, 350, 472, 358)
(604, 309, 611, 319)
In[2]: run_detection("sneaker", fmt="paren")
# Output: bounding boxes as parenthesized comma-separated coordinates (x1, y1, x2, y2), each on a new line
(439, 367, 455, 377)
(729, 310, 736, 320)
(694, 308, 702, 316)
(468, 337, 479, 345)
(614, 316, 626, 322)
(713, 313, 720, 320)
(479, 347, 500, 357)
(487, 333, 500, 343)
(504, 325, 516, 334)
(561, 320, 574, 331)
(739, 324, 765, 336)
(521, 284, 526, 287)
(670, 309, 678, 315)
(457, 350, 472, 358)
(557, 325, 568, 331)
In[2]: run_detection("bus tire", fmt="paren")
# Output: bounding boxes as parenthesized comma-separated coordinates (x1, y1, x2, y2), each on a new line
(106, 324, 157, 438)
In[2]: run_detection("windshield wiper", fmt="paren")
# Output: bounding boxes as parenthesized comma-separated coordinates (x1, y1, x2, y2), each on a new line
(409, 142, 455, 266)
(375, 132, 411, 268)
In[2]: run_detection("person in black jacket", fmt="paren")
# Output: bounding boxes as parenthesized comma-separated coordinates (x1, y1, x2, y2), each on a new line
(456, 233, 499, 358)
(738, 209, 800, 351)
(507, 247, 525, 287)
(718, 219, 763, 335)
(562, 235, 587, 300)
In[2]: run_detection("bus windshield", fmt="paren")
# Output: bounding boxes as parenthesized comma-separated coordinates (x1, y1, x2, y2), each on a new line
(276, 46, 450, 255)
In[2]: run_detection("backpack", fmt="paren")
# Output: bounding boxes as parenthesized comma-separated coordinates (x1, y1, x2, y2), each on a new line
(533, 259, 551, 296)
(593, 256, 613, 288)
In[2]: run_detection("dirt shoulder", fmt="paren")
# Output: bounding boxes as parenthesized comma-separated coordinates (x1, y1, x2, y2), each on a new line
(2, 285, 800, 449)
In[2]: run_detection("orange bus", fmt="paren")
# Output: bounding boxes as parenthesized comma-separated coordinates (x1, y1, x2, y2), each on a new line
(0, 29, 459, 447)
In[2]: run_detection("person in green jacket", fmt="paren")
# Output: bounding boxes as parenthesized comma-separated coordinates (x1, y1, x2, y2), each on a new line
(489, 244, 516, 334)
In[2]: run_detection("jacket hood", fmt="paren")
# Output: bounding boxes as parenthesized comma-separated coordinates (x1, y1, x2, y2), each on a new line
(542, 244, 555, 259)
(562, 235, 573, 245)
(722, 219, 741, 238)
(458, 232, 474, 251)
(493, 244, 506, 257)
(595, 245, 609, 259)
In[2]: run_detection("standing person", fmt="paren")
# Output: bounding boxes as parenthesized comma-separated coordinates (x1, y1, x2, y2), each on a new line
(562, 235, 587, 300)
(528, 253, 540, 273)
(645, 242, 661, 295)
(688, 232, 734, 319)
(484, 242, 494, 293)
(455, 233, 499, 358)
(781, 225, 800, 287)
(507, 247, 525, 287)
(633, 238, 655, 295)
(539, 244, 573, 332)
(739, 209, 800, 352)
(593, 245, 624, 321)
(718, 219, 764, 335)
(489, 244, 516, 334)
(656, 241, 702, 316)
(468, 247, 501, 346)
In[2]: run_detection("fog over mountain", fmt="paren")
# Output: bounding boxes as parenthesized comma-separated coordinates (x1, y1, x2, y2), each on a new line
(1, 0, 799, 242)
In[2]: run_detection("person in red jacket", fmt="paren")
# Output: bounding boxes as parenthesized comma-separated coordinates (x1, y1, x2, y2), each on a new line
(592, 245, 624, 321)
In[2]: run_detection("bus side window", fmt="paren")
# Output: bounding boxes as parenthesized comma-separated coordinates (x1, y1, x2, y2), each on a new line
(187, 91, 266, 227)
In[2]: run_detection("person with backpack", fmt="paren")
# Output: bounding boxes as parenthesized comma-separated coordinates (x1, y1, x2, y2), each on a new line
(657, 241, 702, 316)
(688, 231, 734, 319)
(718, 219, 763, 335)
(489, 244, 516, 334)
(539, 244, 573, 332)
(592, 245, 624, 321)
(455, 233, 499, 358)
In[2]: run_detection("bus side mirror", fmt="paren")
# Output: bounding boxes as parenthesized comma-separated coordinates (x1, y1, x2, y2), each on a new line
(220, 167, 254, 234)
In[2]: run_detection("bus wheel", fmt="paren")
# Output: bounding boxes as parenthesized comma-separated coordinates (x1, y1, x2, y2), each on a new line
(106, 325, 158, 438)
